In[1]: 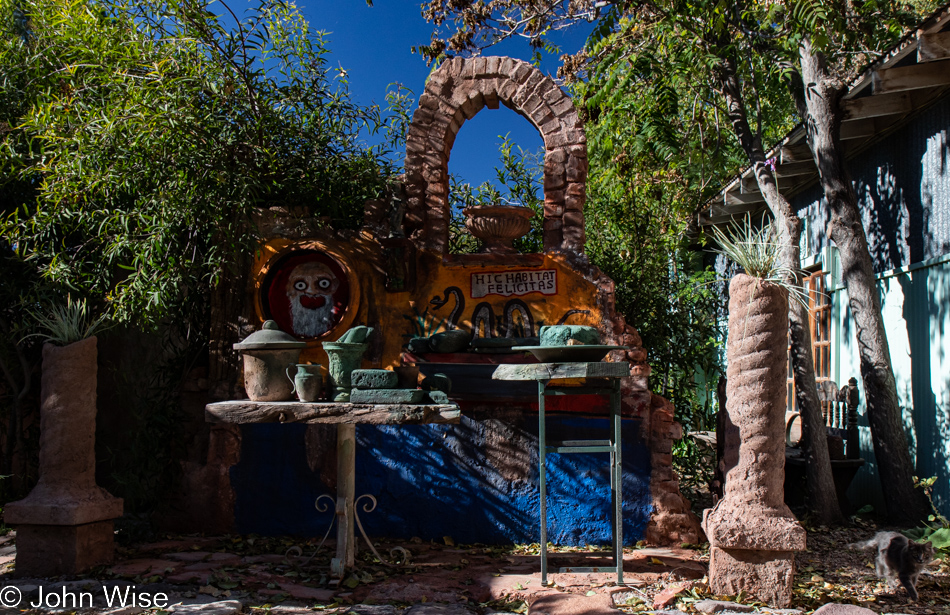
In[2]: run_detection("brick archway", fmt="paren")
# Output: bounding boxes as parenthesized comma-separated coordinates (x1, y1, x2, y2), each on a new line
(404, 56, 587, 255)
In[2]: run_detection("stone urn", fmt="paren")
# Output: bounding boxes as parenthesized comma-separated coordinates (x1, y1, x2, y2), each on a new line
(234, 320, 307, 401)
(323, 341, 369, 402)
(463, 204, 534, 254)
(5, 336, 124, 576)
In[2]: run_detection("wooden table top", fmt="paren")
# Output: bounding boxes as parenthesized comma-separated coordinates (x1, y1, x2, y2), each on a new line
(206, 400, 461, 425)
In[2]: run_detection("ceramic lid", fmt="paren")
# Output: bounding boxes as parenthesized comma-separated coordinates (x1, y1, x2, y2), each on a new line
(233, 320, 307, 350)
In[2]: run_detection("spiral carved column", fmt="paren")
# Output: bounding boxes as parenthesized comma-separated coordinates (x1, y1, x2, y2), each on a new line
(702, 275, 806, 606)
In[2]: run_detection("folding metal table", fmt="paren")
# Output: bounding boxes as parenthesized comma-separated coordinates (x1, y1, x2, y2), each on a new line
(492, 361, 629, 585)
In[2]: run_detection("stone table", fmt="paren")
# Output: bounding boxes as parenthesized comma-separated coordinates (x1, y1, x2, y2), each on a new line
(206, 400, 461, 577)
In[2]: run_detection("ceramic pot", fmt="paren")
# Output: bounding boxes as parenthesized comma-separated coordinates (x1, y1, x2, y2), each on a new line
(234, 321, 307, 401)
(287, 364, 322, 402)
(323, 342, 369, 402)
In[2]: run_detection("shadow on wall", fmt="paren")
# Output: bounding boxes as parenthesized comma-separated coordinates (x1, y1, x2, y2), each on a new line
(902, 260, 950, 518)
(230, 415, 652, 545)
(854, 97, 950, 271)
(830, 101, 950, 519)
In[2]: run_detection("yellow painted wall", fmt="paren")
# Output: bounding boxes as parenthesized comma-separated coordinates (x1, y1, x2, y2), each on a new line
(250, 234, 607, 371)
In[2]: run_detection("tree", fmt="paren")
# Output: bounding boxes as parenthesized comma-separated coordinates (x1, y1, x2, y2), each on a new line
(781, 3, 937, 524)
(0, 0, 401, 508)
(580, 3, 844, 524)
(1, 0, 398, 327)
(420, 0, 937, 524)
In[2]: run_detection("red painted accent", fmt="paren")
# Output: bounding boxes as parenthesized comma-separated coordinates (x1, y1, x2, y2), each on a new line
(299, 295, 326, 310)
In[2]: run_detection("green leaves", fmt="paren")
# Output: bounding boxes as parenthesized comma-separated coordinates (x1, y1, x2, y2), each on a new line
(709, 213, 809, 308)
(1, 0, 399, 328)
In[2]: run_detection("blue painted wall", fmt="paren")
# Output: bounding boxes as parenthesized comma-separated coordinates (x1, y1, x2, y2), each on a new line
(794, 95, 950, 272)
(231, 415, 653, 545)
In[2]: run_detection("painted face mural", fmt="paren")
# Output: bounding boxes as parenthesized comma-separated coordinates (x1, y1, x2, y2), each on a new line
(286, 261, 339, 337)
(261, 251, 350, 339)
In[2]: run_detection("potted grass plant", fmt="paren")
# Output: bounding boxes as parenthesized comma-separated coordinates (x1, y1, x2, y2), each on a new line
(4, 297, 123, 576)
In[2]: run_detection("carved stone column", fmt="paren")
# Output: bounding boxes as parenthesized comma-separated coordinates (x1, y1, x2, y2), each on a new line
(702, 275, 806, 606)
(5, 337, 123, 576)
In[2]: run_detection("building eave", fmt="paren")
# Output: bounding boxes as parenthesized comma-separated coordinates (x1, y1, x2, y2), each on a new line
(699, 4, 950, 230)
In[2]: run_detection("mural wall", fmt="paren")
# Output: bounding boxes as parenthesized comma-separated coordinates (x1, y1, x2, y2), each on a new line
(221, 57, 702, 546)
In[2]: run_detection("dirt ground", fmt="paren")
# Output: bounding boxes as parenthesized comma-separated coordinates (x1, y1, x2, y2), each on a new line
(0, 516, 947, 614)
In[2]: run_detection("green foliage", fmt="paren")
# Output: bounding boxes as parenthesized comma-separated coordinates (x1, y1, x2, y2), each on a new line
(0, 0, 398, 329)
(709, 214, 782, 279)
(576, 30, 728, 440)
(0, 0, 402, 508)
(906, 476, 950, 556)
(709, 213, 808, 307)
(756, 0, 941, 76)
(673, 437, 715, 507)
(583, 191, 723, 435)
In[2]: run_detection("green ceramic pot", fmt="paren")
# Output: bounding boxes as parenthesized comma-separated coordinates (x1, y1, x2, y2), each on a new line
(322, 342, 369, 402)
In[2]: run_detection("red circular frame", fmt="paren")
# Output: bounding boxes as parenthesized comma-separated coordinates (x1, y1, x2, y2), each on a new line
(260, 249, 351, 340)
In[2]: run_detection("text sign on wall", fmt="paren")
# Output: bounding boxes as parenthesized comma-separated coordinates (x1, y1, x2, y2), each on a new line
(471, 269, 557, 298)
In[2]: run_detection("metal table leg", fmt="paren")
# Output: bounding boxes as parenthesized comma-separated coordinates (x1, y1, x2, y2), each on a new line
(535, 377, 625, 585)
(612, 379, 623, 584)
(538, 379, 549, 586)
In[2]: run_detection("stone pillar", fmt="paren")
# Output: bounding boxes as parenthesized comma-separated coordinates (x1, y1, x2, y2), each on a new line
(5, 337, 123, 577)
(702, 275, 805, 607)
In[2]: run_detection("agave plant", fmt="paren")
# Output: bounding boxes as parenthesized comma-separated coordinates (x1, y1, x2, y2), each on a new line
(25, 296, 110, 346)
(709, 213, 808, 308)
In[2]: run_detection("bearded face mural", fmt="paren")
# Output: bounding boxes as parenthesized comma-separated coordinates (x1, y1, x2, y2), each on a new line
(262, 251, 350, 339)
(286, 261, 339, 337)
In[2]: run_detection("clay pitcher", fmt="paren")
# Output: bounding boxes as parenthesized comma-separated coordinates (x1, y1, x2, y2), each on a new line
(287, 364, 322, 402)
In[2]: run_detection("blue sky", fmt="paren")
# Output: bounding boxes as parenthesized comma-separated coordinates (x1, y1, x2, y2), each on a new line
(295, 1, 593, 189)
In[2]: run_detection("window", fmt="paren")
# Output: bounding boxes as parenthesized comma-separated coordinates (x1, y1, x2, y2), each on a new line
(787, 269, 833, 415)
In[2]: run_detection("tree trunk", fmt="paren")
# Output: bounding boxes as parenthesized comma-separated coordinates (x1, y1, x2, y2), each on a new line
(797, 40, 930, 525)
(717, 56, 844, 524)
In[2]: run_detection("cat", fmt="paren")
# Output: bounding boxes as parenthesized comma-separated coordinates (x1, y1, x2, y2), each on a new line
(849, 531, 935, 601)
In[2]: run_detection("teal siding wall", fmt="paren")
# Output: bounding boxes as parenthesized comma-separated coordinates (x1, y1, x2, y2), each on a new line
(830, 254, 950, 517)
(790, 93, 950, 519)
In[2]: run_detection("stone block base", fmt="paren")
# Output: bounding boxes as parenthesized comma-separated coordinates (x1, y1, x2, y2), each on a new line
(708, 546, 795, 607)
(14, 521, 115, 577)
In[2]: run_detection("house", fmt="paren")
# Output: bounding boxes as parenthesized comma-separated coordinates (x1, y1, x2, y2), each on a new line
(700, 5, 950, 518)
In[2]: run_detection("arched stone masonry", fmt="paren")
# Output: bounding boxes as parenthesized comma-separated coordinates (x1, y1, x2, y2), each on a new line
(404, 56, 588, 255)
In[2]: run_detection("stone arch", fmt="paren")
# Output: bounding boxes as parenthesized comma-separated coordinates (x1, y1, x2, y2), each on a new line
(404, 56, 587, 255)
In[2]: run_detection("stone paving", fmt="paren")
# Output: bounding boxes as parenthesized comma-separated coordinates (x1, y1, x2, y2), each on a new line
(0, 532, 922, 615)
